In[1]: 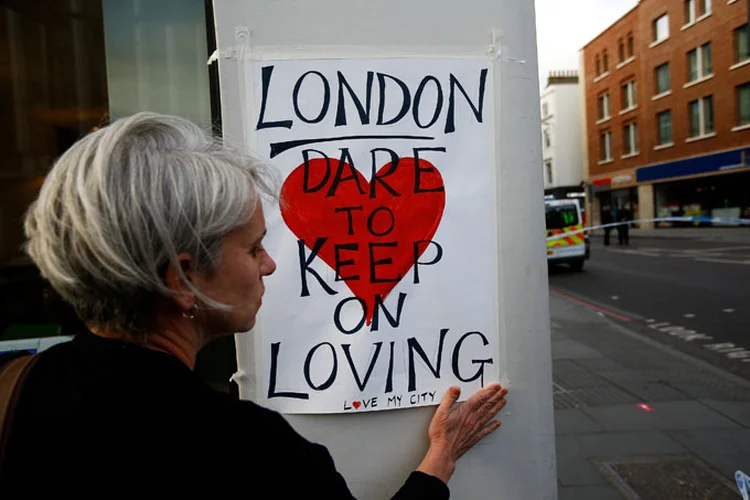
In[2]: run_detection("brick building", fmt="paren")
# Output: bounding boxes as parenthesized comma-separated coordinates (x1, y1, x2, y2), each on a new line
(581, 0, 750, 228)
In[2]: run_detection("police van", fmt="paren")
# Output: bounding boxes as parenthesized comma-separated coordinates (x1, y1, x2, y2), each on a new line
(545, 199, 589, 271)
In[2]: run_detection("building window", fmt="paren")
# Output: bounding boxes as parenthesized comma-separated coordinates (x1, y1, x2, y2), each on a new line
(737, 83, 750, 126)
(653, 14, 669, 43)
(544, 161, 553, 185)
(699, 0, 711, 16)
(542, 102, 549, 117)
(618, 39, 625, 63)
(595, 55, 601, 75)
(735, 25, 749, 64)
(689, 95, 714, 137)
(655, 63, 670, 94)
(543, 127, 552, 147)
(597, 93, 611, 120)
(657, 110, 673, 144)
(621, 80, 637, 110)
(623, 122, 639, 156)
(627, 32, 635, 57)
(603, 50, 609, 72)
(600, 130, 613, 161)
(684, 0, 696, 24)
(687, 42, 712, 82)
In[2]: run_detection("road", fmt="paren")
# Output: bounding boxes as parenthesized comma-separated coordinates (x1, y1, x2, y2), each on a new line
(548, 236, 750, 381)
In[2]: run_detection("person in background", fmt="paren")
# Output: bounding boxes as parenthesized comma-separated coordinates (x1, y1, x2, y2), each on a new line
(617, 204, 631, 246)
(601, 204, 613, 246)
(0, 113, 508, 498)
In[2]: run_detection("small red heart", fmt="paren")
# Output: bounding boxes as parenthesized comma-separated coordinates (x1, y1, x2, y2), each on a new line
(281, 158, 445, 324)
(352, 401, 361, 409)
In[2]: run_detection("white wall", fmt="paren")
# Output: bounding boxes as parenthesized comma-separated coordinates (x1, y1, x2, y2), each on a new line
(541, 82, 583, 189)
(213, 1, 556, 499)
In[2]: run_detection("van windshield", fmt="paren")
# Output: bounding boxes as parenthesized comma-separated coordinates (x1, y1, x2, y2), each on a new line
(545, 205, 579, 230)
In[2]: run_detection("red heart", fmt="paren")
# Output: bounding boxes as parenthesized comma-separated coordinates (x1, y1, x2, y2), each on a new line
(352, 401, 361, 409)
(280, 157, 445, 324)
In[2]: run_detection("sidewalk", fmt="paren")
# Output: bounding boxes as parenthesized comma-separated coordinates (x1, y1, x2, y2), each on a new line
(551, 293, 750, 499)
(588, 227, 750, 243)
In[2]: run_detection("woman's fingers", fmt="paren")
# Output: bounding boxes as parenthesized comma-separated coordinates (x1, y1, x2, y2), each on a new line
(435, 386, 461, 418)
(464, 383, 504, 414)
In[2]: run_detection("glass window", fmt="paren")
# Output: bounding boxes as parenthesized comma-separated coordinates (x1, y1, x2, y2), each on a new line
(654, 14, 669, 42)
(595, 55, 601, 76)
(543, 127, 552, 147)
(627, 33, 635, 57)
(600, 131, 612, 161)
(699, 0, 711, 15)
(621, 81, 637, 110)
(623, 123, 638, 155)
(544, 161, 553, 185)
(685, 0, 695, 24)
(0, 0, 216, 341)
(598, 93, 611, 120)
(736, 25, 749, 64)
(689, 96, 714, 136)
(737, 83, 750, 126)
(603, 50, 609, 72)
(655, 63, 670, 94)
(657, 110, 673, 145)
(618, 39, 625, 63)
(701, 42, 713, 75)
(688, 49, 699, 81)
(542, 102, 549, 117)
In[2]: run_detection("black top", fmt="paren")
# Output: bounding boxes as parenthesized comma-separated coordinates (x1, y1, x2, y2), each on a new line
(1, 333, 449, 499)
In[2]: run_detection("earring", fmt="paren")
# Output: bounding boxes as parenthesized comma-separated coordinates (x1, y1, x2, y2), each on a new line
(182, 306, 197, 320)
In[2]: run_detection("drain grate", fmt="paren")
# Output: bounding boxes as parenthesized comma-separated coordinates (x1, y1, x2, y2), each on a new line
(591, 455, 737, 500)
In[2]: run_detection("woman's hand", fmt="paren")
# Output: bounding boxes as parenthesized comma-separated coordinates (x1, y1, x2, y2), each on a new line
(416, 384, 508, 484)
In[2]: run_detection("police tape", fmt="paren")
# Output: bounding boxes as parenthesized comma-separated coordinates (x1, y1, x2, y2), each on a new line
(546, 216, 750, 242)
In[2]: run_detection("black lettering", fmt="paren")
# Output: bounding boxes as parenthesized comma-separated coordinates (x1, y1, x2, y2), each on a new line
(385, 341, 395, 393)
(334, 206, 363, 236)
(298, 238, 338, 296)
(302, 149, 331, 193)
(267, 342, 309, 399)
(452, 331, 494, 385)
(369, 148, 401, 198)
(327, 148, 366, 197)
(335, 71, 374, 126)
(256, 66, 293, 130)
(341, 342, 383, 391)
(334, 296, 368, 334)
(445, 69, 487, 133)
(413, 240, 443, 284)
(304, 342, 338, 390)
(334, 243, 360, 281)
(369, 242, 401, 283)
(413, 147, 446, 194)
(366, 207, 395, 237)
(407, 329, 449, 392)
(293, 70, 331, 124)
(413, 76, 443, 129)
(376, 73, 411, 126)
(371, 292, 407, 331)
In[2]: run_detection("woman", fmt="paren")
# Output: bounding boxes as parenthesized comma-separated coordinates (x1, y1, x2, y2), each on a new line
(2, 113, 508, 498)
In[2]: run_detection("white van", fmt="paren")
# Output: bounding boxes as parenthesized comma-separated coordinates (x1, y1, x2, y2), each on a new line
(545, 199, 589, 271)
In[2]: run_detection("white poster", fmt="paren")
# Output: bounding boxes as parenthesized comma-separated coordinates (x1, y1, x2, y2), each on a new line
(247, 57, 500, 413)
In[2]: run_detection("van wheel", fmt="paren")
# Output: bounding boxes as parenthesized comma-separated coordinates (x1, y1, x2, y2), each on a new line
(570, 260, 585, 272)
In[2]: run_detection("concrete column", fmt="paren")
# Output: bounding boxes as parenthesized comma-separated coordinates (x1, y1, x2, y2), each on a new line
(591, 194, 601, 227)
(638, 183, 654, 229)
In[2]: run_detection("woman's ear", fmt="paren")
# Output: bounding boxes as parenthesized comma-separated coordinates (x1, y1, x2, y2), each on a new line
(165, 252, 196, 314)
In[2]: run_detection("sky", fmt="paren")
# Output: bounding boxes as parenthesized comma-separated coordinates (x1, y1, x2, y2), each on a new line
(535, 0, 638, 90)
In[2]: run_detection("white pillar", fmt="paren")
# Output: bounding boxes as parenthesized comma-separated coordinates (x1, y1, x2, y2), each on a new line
(214, 1, 556, 498)
(638, 184, 654, 229)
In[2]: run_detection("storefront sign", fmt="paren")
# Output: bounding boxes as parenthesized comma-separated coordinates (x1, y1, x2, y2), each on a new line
(247, 57, 500, 414)
(638, 148, 750, 182)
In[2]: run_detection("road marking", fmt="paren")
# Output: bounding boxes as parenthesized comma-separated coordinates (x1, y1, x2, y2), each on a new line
(550, 288, 632, 322)
(683, 245, 750, 253)
(611, 295, 619, 300)
(724, 308, 735, 313)
(693, 257, 750, 265)
(645, 319, 656, 323)
(683, 313, 695, 318)
(607, 249, 661, 257)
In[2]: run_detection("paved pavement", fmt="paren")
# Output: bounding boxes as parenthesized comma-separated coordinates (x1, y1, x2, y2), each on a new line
(551, 292, 750, 499)
(591, 227, 750, 243)
(549, 238, 750, 381)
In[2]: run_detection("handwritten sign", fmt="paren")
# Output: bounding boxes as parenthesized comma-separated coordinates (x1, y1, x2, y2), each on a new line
(247, 57, 500, 413)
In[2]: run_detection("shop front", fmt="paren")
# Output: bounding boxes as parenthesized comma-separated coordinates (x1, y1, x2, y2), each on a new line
(637, 148, 750, 227)
(589, 170, 639, 227)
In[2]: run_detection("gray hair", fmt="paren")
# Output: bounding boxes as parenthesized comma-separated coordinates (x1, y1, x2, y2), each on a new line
(24, 112, 277, 336)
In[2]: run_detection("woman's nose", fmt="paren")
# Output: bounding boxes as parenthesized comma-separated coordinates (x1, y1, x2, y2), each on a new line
(263, 253, 277, 276)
